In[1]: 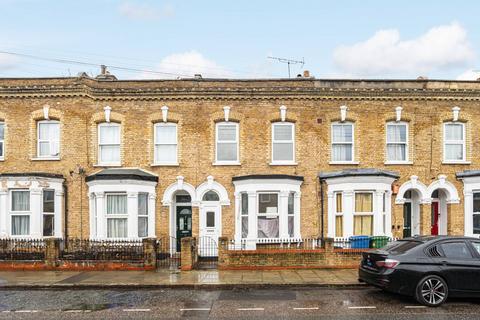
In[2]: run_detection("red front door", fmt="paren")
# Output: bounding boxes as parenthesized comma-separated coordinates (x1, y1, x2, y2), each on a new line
(431, 202, 439, 235)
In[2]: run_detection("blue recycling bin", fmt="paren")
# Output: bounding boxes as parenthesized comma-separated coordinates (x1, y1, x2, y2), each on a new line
(349, 236, 370, 249)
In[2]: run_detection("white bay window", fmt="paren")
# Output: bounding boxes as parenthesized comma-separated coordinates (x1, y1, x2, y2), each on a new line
(106, 193, 128, 238)
(11, 190, 30, 236)
(233, 175, 303, 246)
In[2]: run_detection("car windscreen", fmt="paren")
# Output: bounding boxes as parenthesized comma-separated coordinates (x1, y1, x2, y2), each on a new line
(383, 240, 422, 254)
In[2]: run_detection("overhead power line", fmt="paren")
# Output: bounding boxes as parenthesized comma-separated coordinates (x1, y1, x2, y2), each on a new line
(0, 50, 193, 78)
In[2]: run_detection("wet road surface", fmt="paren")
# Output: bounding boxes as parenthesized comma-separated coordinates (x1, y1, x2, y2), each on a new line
(0, 287, 479, 319)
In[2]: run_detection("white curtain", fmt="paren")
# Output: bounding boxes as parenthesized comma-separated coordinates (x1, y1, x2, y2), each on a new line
(138, 194, 148, 215)
(273, 142, 293, 161)
(12, 191, 30, 211)
(39, 122, 60, 156)
(387, 124, 406, 143)
(138, 217, 148, 238)
(106, 194, 127, 214)
(332, 124, 352, 143)
(288, 216, 294, 237)
(332, 144, 352, 161)
(155, 145, 177, 163)
(107, 218, 127, 238)
(99, 124, 120, 163)
(445, 124, 463, 140)
(257, 216, 279, 238)
(12, 215, 29, 236)
(273, 124, 292, 141)
(387, 144, 406, 161)
(241, 216, 248, 238)
(0, 123, 4, 140)
(217, 142, 237, 161)
(155, 125, 176, 144)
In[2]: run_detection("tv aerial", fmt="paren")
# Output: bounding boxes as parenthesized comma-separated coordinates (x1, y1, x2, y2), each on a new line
(268, 56, 305, 78)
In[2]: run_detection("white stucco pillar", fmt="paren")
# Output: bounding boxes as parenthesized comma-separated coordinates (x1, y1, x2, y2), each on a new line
(246, 191, 257, 249)
(385, 191, 393, 237)
(54, 190, 63, 238)
(95, 192, 105, 238)
(294, 192, 301, 238)
(374, 190, 384, 236)
(88, 193, 96, 238)
(148, 193, 156, 237)
(327, 192, 335, 238)
(0, 189, 7, 237)
(279, 191, 289, 238)
(343, 190, 354, 237)
(127, 192, 138, 239)
(464, 191, 473, 237)
(234, 192, 241, 242)
(30, 188, 42, 238)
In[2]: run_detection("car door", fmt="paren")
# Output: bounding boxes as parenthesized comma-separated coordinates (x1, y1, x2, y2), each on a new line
(438, 240, 478, 292)
(465, 240, 480, 292)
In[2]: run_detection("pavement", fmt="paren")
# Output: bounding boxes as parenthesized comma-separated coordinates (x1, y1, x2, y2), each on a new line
(0, 269, 361, 289)
(0, 287, 479, 319)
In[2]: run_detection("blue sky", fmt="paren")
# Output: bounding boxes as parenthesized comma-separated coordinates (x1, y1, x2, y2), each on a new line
(0, 0, 479, 80)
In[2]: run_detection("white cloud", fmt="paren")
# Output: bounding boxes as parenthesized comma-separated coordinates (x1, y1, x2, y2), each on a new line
(0, 53, 18, 71)
(139, 50, 233, 79)
(118, 2, 174, 21)
(333, 22, 475, 77)
(457, 69, 480, 80)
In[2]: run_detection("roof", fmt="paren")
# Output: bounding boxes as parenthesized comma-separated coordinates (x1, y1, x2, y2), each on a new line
(232, 174, 304, 182)
(318, 168, 400, 180)
(456, 170, 480, 179)
(85, 168, 158, 183)
(0, 172, 64, 180)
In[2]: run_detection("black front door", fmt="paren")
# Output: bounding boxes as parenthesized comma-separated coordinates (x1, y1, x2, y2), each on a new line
(403, 202, 412, 238)
(176, 206, 192, 251)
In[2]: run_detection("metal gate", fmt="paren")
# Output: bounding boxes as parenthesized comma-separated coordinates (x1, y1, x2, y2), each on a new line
(156, 237, 180, 270)
(197, 236, 218, 269)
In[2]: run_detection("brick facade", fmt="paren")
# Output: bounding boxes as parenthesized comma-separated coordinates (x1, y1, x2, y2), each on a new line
(0, 76, 479, 241)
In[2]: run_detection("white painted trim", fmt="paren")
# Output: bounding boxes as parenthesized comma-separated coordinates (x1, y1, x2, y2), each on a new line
(37, 120, 60, 159)
(215, 122, 239, 164)
(331, 121, 354, 163)
(271, 122, 295, 164)
(395, 176, 428, 204)
(385, 121, 408, 163)
(153, 122, 178, 165)
(162, 176, 197, 206)
(195, 176, 230, 206)
(443, 122, 466, 163)
(98, 122, 121, 166)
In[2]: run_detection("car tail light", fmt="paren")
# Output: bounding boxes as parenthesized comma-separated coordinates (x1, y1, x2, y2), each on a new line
(375, 259, 399, 269)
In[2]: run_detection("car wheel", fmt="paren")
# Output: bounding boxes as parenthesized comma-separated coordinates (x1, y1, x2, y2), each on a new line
(415, 275, 448, 307)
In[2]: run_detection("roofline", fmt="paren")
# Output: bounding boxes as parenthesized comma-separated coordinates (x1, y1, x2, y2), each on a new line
(232, 174, 304, 182)
(318, 171, 399, 180)
(85, 173, 158, 183)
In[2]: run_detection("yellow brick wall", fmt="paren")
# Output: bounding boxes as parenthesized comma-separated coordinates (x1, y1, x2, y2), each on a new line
(0, 77, 478, 239)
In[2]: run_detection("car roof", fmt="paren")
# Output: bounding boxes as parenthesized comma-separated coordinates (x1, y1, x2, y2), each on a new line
(402, 235, 479, 243)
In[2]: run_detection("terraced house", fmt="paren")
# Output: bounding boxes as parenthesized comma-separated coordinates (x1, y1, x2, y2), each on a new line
(0, 71, 480, 255)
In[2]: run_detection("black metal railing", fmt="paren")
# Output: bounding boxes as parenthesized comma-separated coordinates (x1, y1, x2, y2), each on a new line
(156, 237, 180, 269)
(0, 238, 45, 260)
(61, 238, 144, 261)
(197, 236, 218, 269)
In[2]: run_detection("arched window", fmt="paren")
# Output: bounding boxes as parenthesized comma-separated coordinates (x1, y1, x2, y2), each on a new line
(202, 190, 220, 201)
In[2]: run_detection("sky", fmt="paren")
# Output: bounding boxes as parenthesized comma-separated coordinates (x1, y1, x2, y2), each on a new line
(0, 0, 479, 80)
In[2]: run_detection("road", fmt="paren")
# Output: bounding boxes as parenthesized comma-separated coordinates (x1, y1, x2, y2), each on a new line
(0, 287, 479, 319)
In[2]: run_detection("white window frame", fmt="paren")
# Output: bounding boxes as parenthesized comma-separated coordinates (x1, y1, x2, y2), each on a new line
(334, 192, 343, 238)
(0, 121, 5, 160)
(98, 122, 121, 166)
(271, 122, 296, 165)
(353, 191, 374, 236)
(42, 189, 55, 237)
(443, 122, 466, 163)
(331, 122, 355, 164)
(214, 122, 239, 165)
(240, 192, 248, 239)
(10, 189, 31, 237)
(105, 192, 128, 239)
(257, 192, 280, 239)
(138, 192, 149, 238)
(153, 122, 178, 165)
(37, 120, 60, 159)
(472, 192, 480, 236)
(385, 122, 409, 164)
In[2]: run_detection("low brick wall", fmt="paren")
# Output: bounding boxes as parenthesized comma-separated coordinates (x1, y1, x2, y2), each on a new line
(218, 238, 366, 270)
(0, 260, 151, 271)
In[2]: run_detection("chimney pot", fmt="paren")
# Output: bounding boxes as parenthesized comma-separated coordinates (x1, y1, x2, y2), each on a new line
(303, 70, 310, 78)
(194, 74, 202, 79)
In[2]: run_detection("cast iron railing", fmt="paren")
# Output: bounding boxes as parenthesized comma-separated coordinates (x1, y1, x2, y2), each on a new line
(0, 238, 45, 260)
(61, 238, 144, 261)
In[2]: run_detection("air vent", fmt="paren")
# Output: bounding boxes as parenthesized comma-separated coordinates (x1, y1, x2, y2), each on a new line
(428, 246, 441, 257)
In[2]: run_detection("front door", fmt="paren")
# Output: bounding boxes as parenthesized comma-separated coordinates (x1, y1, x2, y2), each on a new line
(403, 202, 412, 238)
(199, 206, 221, 257)
(431, 202, 439, 236)
(176, 206, 192, 251)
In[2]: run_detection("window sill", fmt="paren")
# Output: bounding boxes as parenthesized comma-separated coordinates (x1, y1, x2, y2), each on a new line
(269, 162, 297, 166)
(212, 161, 241, 166)
(150, 163, 179, 167)
(0, 158, 4, 161)
(329, 161, 359, 165)
(93, 164, 122, 167)
(442, 160, 471, 165)
(384, 161, 413, 165)
(31, 157, 61, 161)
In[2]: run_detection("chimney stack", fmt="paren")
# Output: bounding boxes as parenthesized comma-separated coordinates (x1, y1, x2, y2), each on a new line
(303, 70, 310, 78)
